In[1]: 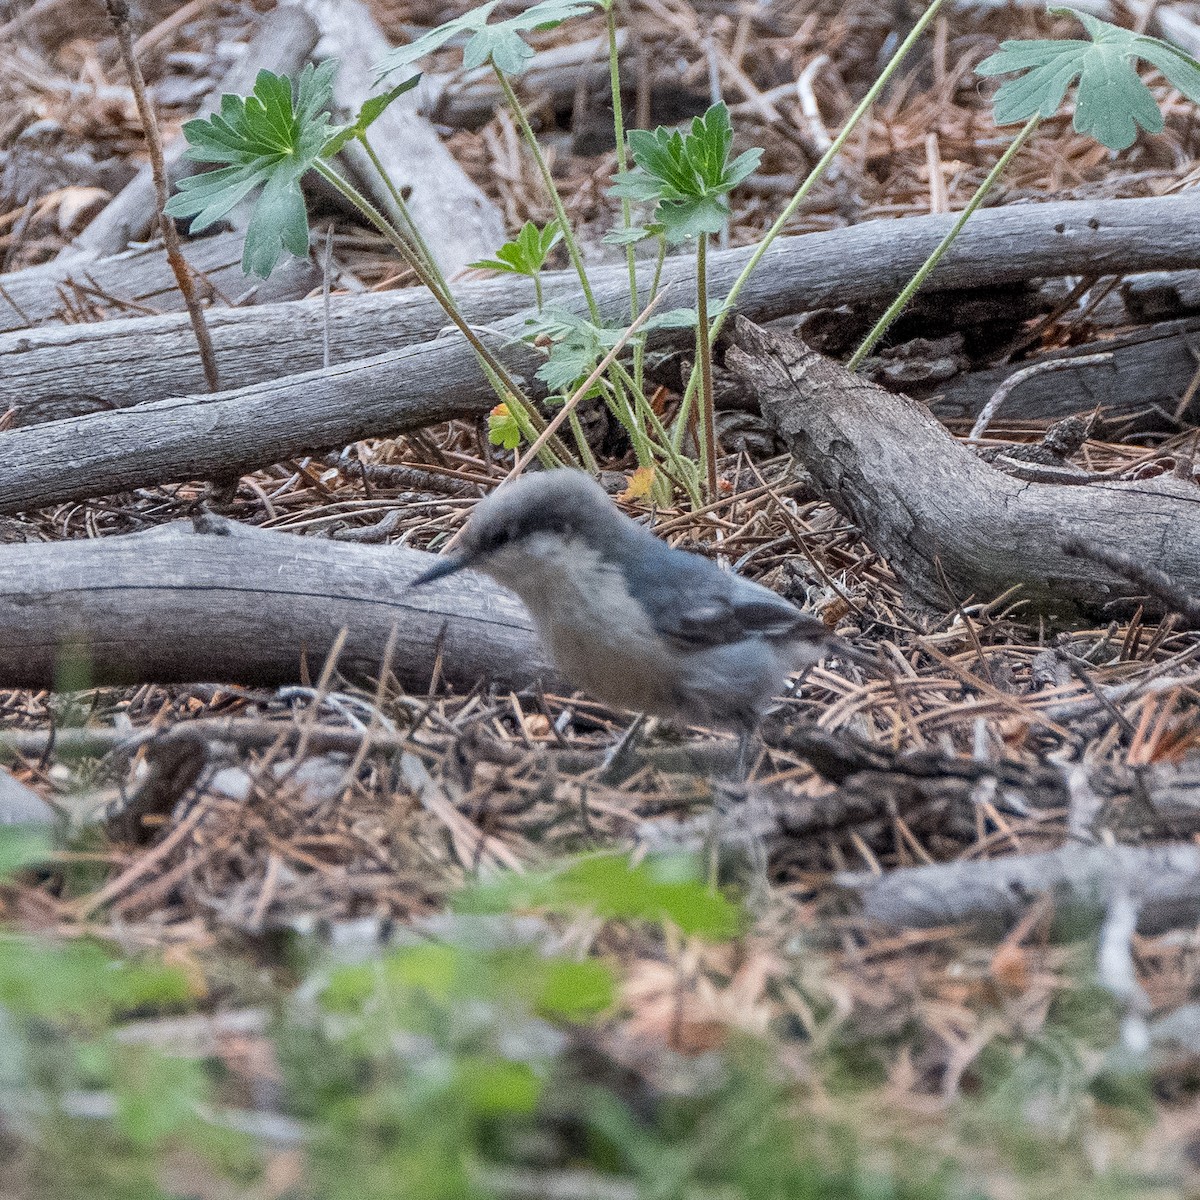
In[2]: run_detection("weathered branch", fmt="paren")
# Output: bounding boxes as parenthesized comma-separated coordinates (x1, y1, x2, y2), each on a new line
(841, 844, 1200, 936)
(6, 194, 1200, 417)
(0, 517, 551, 692)
(929, 315, 1200, 426)
(730, 318, 1200, 622)
(0, 231, 246, 334)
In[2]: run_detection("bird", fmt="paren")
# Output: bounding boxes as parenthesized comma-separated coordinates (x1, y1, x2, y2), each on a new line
(410, 470, 864, 736)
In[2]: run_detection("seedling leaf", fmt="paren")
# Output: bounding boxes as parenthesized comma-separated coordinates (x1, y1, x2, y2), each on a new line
(469, 219, 562, 276)
(488, 403, 523, 449)
(610, 102, 762, 242)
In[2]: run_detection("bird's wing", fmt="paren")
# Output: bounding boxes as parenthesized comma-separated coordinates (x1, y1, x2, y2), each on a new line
(650, 571, 827, 651)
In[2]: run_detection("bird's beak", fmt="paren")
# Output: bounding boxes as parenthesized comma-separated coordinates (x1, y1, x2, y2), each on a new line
(409, 554, 471, 587)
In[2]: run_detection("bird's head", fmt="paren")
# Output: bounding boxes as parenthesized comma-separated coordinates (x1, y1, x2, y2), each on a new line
(409, 470, 629, 590)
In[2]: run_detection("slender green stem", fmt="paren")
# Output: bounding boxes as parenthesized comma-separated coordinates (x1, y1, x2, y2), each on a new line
(714, 0, 953, 337)
(495, 62, 651, 477)
(847, 115, 1039, 370)
(648, 236, 666, 306)
(671, 0, 954, 450)
(607, 5, 638, 321)
(314, 158, 577, 465)
(533, 272, 544, 312)
(497, 379, 561, 468)
(359, 131, 447, 291)
(612, 360, 703, 507)
(608, 4, 649, 399)
(495, 66, 600, 322)
(567, 410, 599, 473)
(694, 233, 717, 498)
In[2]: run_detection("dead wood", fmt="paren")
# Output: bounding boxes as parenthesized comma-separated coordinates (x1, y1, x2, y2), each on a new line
(0, 316, 547, 512)
(5, 193, 1200, 422)
(68, 7, 320, 258)
(729, 318, 1200, 623)
(928, 315, 1200, 426)
(0, 230, 248, 333)
(0, 515, 551, 692)
(841, 843, 1200, 936)
(283, 0, 506, 278)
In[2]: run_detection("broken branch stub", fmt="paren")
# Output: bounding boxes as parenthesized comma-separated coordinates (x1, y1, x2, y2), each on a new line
(728, 317, 1200, 623)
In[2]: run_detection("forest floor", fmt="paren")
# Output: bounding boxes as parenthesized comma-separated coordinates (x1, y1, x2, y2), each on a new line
(2, 1, 1200, 1197)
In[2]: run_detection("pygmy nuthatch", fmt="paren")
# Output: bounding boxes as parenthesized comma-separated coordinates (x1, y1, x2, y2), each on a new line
(411, 471, 857, 730)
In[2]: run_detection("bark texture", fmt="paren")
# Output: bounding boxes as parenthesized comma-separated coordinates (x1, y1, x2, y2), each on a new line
(729, 318, 1200, 621)
(0, 517, 551, 692)
(6, 194, 1200, 414)
(843, 844, 1200, 935)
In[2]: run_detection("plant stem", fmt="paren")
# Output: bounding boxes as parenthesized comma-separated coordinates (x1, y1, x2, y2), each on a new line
(507, 286, 667, 481)
(495, 67, 600, 323)
(608, 3, 651, 401)
(612, 360, 702, 507)
(567, 411, 599, 473)
(847, 114, 1039, 370)
(694, 233, 718, 498)
(671, 0, 953, 449)
(607, 5, 638, 322)
(314, 158, 574, 463)
(358, 131, 447, 291)
(714, 0, 952, 337)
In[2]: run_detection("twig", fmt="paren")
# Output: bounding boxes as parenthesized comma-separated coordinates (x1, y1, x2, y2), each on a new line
(105, 0, 220, 392)
(968, 353, 1113, 443)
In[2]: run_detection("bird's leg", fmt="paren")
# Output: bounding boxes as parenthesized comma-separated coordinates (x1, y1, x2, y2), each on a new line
(734, 714, 763, 783)
(599, 712, 648, 785)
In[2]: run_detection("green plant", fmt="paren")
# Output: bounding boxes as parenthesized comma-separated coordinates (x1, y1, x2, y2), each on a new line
(469, 219, 563, 309)
(458, 851, 743, 939)
(0, 824, 51, 879)
(849, 5, 1200, 366)
(161, 0, 995, 507)
(611, 101, 760, 498)
(165, 58, 575, 468)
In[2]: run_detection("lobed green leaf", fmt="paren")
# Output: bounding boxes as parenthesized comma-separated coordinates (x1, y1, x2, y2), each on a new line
(611, 102, 760, 242)
(165, 61, 344, 277)
(977, 6, 1200, 150)
(377, 0, 597, 82)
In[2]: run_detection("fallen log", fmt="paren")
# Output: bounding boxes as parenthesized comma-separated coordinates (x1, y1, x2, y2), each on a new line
(928, 315, 1200, 426)
(841, 844, 1200, 936)
(0, 230, 248, 333)
(0, 516, 550, 692)
(6, 194, 1200, 417)
(728, 318, 1200, 622)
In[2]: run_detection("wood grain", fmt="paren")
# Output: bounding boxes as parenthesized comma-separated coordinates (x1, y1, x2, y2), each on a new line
(0, 516, 552, 692)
